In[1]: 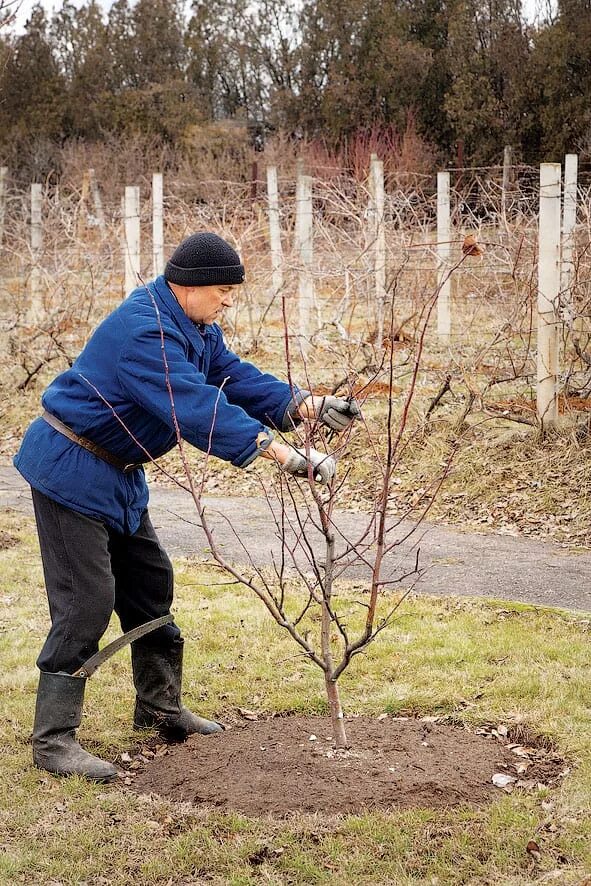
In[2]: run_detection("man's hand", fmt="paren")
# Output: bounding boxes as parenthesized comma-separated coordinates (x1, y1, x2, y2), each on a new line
(260, 440, 336, 484)
(281, 447, 336, 485)
(299, 395, 361, 432)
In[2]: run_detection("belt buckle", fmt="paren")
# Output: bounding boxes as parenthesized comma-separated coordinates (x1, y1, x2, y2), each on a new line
(123, 462, 142, 473)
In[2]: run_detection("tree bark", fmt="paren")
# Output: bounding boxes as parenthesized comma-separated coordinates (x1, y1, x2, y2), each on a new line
(324, 669, 348, 748)
(320, 520, 349, 748)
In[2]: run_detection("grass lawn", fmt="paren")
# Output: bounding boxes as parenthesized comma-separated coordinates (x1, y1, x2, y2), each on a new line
(0, 509, 590, 885)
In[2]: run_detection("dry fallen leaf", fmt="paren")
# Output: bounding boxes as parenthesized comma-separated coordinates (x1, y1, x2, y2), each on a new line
(509, 744, 533, 757)
(238, 708, 259, 720)
(516, 778, 537, 790)
(462, 234, 485, 256)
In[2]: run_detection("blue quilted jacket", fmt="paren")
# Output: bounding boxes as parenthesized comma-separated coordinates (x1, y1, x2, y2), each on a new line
(14, 276, 304, 533)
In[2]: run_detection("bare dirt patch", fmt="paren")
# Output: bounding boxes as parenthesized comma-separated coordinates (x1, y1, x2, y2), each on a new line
(125, 715, 565, 816)
(0, 528, 19, 550)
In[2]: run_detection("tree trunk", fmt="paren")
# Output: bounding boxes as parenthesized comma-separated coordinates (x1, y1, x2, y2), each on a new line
(319, 518, 348, 748)
(324, 670, 348, 748)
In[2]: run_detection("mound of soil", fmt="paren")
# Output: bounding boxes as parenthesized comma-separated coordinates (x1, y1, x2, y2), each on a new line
(125, 715, 565, 816)
(0, 529, 19, 551)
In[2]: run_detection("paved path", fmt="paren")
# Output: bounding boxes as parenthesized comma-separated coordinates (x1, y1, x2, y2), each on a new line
(1, 465, 590, 612)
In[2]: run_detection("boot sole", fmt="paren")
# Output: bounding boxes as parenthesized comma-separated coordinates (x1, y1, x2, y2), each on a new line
(33, 760, 118, 783)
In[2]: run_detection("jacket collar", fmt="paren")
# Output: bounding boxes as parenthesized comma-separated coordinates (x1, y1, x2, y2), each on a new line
(150, 275, 211, 355)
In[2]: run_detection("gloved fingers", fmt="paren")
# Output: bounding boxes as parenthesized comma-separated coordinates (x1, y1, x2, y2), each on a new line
(320, 395, 348, 415)
(343, 398, 361, 418)
(320, 397, 361, 431)
(310, 453, 336, 484)
(310, 458, 337, 486)
(281, 449, 307, 476)
(282, 448, 336, 484)
(326, 396, 359, 415)
(322, 408, 351, 431)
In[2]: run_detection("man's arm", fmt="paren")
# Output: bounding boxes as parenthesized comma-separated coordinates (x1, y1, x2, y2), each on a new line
(117, 326, 270, 467)
(206, 331, 309, 431)
(116, 325, 335, 483)
(206, 331, 360, 434)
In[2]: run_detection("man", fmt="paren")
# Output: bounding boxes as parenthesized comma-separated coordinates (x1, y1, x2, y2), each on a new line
(14, 232, 360, 783)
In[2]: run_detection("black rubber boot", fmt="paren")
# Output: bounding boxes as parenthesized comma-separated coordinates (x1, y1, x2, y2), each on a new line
(32, 671, 118, 783)
(132, 638, 223, 741)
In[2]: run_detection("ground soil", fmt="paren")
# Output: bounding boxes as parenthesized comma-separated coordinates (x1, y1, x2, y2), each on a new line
(124, 715, 565, 816)
(0, 528, 19, 550)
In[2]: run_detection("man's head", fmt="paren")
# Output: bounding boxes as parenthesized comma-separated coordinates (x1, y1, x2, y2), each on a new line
(164, 232, 244, 325)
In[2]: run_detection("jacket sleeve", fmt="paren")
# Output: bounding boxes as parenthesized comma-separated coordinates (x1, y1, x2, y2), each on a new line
(206, 329, 309, 431)
(117, 325, 267, 467)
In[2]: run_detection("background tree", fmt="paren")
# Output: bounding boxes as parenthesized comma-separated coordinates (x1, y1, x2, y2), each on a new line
(295, 0, 433, 140)
(407, 0, 454, 154)
(51, 1, 113, 138)
(526, 0, 591, 159)
(0, 5, 66, 177)
(1, 0, 590, 174)
(444, 0, 531, 163)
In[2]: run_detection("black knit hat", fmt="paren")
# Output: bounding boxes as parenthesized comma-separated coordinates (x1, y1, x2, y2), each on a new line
(164, 233, 245, 286)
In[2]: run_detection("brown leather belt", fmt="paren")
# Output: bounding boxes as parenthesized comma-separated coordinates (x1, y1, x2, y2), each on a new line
(42, 410, 145, 473)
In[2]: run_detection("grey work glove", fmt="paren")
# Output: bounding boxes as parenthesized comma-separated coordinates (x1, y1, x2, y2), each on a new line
(317, 396, 361, 432)
(281, 447, 336, 485)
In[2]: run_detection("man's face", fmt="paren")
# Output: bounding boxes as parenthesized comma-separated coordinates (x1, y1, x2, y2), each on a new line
(171, 283, 237, 325)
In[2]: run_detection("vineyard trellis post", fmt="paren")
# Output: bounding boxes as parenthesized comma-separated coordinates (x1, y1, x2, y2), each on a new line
(294, 170, 314, 352)
(152, 173, 164, 278)
(266, 165, 284, 300)
(29, 183, 43, 323)
(250, 159, 259, 204)
(537, 162, 561, 429)
(501, 145, 513, 223)
(560, 153, 578, 325)
(123, 185, 141, 294)
(0, 166, 7, 250)
(436, 170, 451, 340)
(88, 168, 105, 232)
(78, 169, 91, 238)
(370, 155, 386, 348)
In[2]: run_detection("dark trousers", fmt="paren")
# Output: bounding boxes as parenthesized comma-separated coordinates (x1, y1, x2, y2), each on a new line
(31, 488, 181, 674)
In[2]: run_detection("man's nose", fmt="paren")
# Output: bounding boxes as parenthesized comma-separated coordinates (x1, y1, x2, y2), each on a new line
(223, 294, 234, 307)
